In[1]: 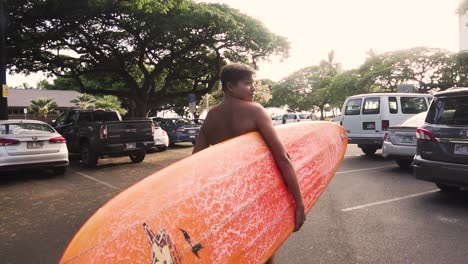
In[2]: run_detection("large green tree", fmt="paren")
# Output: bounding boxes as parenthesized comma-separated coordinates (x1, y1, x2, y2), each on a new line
(268, 51, 340, 120)
(359, 47, 456, 93)
(6, 0, 289, 117)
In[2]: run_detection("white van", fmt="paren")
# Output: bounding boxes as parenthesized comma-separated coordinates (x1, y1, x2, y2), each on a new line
(272, 113, 312, 126)
(340, 93, 432, 155)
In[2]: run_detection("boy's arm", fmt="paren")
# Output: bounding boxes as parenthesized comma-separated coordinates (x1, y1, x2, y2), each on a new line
(255, 107, 306, 232)
(192, 125, 210, 154)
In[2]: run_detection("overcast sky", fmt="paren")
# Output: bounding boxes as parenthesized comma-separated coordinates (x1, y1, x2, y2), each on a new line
(9, 0, 461, 87)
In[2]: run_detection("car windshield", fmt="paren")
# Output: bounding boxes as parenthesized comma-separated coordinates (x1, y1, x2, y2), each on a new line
(426, 96, 468, 125)
(400, 112, 427, 127)
(0, 123, 55, 134)
(298, 114, 310, 119)
(172, 119, 196, 126)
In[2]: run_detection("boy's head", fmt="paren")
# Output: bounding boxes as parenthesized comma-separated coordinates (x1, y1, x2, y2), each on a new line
(220, 63, 256, 92)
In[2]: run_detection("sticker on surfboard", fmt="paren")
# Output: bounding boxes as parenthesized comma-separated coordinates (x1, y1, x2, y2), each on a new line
(143, 223, 182, 264)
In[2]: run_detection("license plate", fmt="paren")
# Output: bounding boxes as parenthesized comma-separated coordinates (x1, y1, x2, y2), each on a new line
(363, 122, 375, 130)
(401, 136, 414, 143)
(126, 143, 136, 149)
(454, 144, 468, 155)
(27, 142, 43, 149)
(187, 129, 196, 134)
(190, 135, 196, 139)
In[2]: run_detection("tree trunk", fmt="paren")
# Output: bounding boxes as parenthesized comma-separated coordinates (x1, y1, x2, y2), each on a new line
(320, 107, 325, 120)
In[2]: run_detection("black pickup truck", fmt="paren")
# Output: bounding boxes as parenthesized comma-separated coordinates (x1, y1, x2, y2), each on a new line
(53, 109, 154, 167)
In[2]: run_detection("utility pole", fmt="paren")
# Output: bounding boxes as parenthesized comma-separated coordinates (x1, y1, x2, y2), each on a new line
(0, 0, 8, 120)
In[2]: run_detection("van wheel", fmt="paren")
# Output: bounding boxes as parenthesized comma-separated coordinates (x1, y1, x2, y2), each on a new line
(396, 159, 412, 169)
(81, 142, 98, 168)
(361, 146, 377, 156)
(129, 150, 145, 163)
(436, 183, 460, 193)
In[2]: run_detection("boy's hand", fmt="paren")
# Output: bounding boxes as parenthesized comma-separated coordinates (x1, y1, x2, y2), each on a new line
(293, 203, 306, 232)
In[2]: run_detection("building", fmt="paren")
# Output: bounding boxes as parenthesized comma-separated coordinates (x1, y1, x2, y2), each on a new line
(8, 89, 81, 120)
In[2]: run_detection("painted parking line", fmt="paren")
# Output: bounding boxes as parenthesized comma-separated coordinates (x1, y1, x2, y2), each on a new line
(341, 189, 440, 212)
(70, 169, 121, 191)
(336, 165, 395, 175)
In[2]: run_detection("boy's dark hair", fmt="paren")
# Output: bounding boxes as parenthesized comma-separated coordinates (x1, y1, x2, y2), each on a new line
(220, 63, 256, 91)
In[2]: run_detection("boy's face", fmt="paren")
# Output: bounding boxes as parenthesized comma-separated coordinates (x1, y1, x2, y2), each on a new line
(227, 76, 256, 102)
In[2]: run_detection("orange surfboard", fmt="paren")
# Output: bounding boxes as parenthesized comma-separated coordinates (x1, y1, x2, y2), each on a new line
(60, 122, 347, 263)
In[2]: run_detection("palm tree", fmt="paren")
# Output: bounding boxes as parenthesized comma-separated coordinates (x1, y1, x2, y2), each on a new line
(70, 94, 96, 109)
(95, 95, 127, 115)
(29, 98, 58, 121)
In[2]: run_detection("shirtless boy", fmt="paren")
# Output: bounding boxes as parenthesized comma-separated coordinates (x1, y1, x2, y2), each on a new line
(192, 63, 306, 263)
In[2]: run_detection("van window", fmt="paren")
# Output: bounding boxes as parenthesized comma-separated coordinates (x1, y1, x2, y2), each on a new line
(362, 97, 380, 115)
(389, 97, 398, 114)
(426, 97, 468, 125)
(401, 97, 427, 114)
(344, 99, 362, 115)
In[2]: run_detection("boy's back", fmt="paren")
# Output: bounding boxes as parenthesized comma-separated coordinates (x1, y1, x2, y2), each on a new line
(197, 100, 262, 146)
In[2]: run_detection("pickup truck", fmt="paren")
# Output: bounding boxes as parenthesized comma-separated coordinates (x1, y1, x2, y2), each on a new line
(53, 109, 154, 167)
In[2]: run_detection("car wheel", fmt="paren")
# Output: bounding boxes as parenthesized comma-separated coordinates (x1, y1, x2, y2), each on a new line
(396, 159, 412, 169)
(81, 142, 98, 168)
(53, 166, 67, 175)
(129, 150, 145, 163)
(191, 141, 196, 146)
(158, 146, 167, 152)
(435, 183, 461, 193)
(361, 146, 377, 156)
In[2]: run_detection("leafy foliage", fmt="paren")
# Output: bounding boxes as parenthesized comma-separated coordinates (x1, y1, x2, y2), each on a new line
(28, 98, 58, 120)
(6, 0, 290, 117)
(70, 94, 96, 109)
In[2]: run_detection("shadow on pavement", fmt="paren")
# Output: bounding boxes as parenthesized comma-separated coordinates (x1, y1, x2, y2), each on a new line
(0, 169, 62, 184)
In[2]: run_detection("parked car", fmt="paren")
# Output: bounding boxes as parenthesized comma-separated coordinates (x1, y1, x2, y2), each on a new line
(414, 87, 468, 192)
(0, 119, 69, 175)
(152, 124, 169, 152)
(53, 109, 154, 167)
(341, 93, 432, 156)
(272, 113, 312, 126)
(151, 118, 200, 146)
(193, 118, 205, 125)
(382, 112, 427, 168)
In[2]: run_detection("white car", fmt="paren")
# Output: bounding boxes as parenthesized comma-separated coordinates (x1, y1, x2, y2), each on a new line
(153, 125, 169, 151)
(272, 113, 312, 125)
(0, 119, 69, 175)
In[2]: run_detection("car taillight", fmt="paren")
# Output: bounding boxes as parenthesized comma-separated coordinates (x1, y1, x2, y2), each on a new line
(416, 128, 437, 142)
(100, 125, 108, 140)
(382, 120, 389, 131)
(49, 136, 66, 143)
(383, 132, 390, 142)
(0, 138, 20, 146)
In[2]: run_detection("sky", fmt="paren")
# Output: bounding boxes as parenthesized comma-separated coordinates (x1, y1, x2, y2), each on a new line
(8, 0, 462, 87)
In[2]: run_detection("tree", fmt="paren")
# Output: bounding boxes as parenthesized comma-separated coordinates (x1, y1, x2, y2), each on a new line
(268, 51, 341, 120)
(70, 94, 96, 109)
(29, 98, 58, 121)
(359, 47, 456, 93)
(95, 95, 127, 115)
(7, 0, 290, 117)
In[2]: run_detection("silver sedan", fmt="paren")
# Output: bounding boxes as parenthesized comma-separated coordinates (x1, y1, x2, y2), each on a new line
(382, 112, 427, 168)
(0, 119, 69, 175)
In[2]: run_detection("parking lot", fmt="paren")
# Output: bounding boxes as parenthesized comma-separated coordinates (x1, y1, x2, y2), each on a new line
(1, 144, 467, 263)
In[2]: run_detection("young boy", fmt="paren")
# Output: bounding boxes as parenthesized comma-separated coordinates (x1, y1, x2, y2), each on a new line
(192, 63, 306, 263)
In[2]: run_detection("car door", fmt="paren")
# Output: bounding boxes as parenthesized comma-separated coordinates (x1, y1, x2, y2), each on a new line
(360, 97, 382, 138)
(341, 98, 363, 137)
(55, 111, 78, 151)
